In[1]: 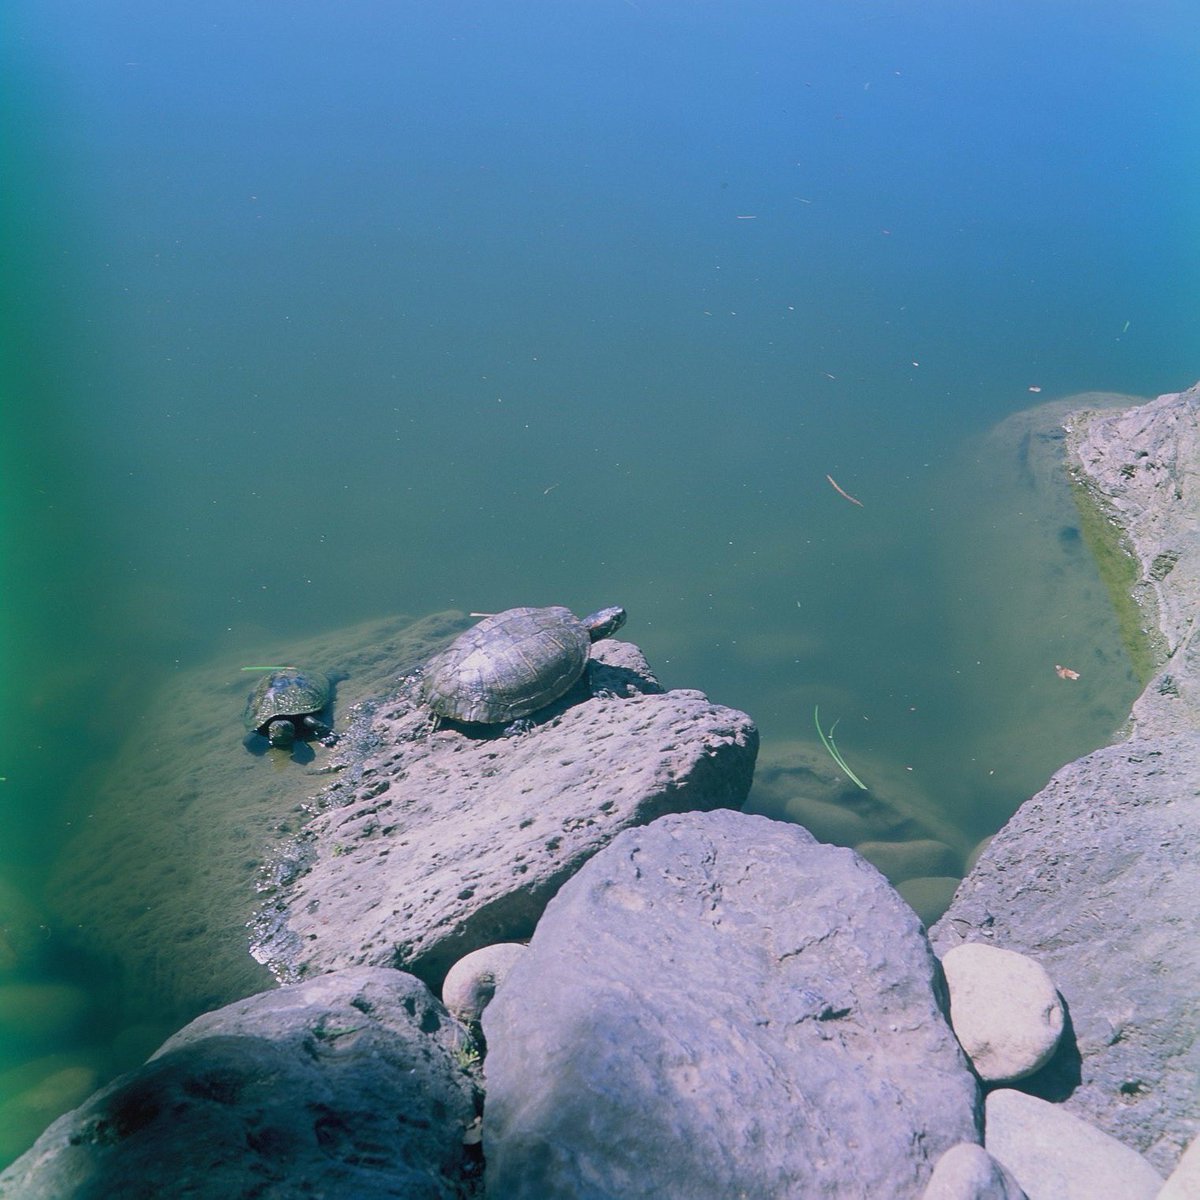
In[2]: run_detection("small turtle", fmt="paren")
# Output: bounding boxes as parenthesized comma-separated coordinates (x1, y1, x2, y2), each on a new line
(243, 667, 334, 749)
(421, 605, 626, 727)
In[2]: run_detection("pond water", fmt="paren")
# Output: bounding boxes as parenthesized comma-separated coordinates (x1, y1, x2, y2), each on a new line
(2, 0, 1198, 1166)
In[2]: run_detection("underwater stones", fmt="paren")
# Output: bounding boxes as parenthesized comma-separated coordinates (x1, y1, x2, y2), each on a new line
(441, 943, 526, 1025)
(252, 639, 757, 990)
(983, 1089, 1163, 1200)
(855, 838, 963, 884)
(0, 967, 481, 1200)
(940, 943, 1064, 1083)
(481, 809, 980, 1200)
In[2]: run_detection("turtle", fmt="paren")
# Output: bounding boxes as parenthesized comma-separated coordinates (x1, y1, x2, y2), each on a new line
(421, 605, 626, 727)
(243, 667, 334, 749)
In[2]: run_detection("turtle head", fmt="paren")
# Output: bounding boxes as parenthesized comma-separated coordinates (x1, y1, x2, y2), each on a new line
(584, 606, 626, 642)
(266, 718, 297, 748)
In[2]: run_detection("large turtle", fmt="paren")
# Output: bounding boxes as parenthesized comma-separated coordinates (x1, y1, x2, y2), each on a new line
(243, 667, 334, 748)
(421, 605, 626, 726)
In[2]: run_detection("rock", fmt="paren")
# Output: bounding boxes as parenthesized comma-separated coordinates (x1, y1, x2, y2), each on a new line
(0, 966, 481, 1199)
(940, 944, 1064, 1083)
(1157, 1132, 1200, 1200)
(1067, 383, 1200, 733)
(855, 838, 963, 884)
(934, 386, 1200, 1173)
(442, 943, 526, 1024)
(984, 1089, 1163, 1200)
(933, 735, 1200, 1167)
(746, 738, 972, 855)
(921, 1143, 1028, 1200)
(251, 641, 758, 991)
(481, 809, 981, 1199)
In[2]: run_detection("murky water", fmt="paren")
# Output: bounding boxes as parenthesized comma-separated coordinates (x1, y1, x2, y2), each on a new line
(3, 0, 1197, 1165)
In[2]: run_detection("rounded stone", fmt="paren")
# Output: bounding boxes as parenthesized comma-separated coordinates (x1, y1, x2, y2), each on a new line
(921, 1142, 1028, 1200)
(942, 942, 1064, 1083)
(441, 943, 527, 1023)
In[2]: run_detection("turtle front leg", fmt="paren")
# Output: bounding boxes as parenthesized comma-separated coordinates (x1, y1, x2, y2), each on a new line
(302, 715, 335, 743)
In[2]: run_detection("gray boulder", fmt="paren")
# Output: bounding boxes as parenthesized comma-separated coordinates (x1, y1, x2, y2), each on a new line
(252, 641, 757, 991)
(983, 1089, 1163, 1200)
(482, 808, 981, 1199)
(0, 966, 481, 1199)
(932, 736, 1200, 1168)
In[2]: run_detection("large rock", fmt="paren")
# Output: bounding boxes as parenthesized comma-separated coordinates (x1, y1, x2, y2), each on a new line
(482, 809, 981, 1199)
(933, 384, 1200, 1173)
(251, 641, 757, 991)
(932, 736, 1200, 1168)
(983, 1089, 1163, 1200)
(0, 967, 482, 1199)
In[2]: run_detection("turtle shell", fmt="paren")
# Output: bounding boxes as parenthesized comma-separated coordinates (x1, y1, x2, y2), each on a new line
(421, 606, 591, 724)
(244, 668, 331, 735)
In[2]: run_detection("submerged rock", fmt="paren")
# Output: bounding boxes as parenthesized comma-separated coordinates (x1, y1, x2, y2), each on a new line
(482, 809, 980, 1199)
(0, 967, 482, 1200)
(251, 640, 758, 990)
(47, 611, 468, 1022)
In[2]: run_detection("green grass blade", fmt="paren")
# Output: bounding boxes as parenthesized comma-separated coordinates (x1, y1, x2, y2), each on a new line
(814, 705, 869, 790)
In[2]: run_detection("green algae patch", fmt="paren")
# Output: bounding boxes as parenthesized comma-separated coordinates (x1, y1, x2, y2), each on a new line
(1068, 471, 1158, 686)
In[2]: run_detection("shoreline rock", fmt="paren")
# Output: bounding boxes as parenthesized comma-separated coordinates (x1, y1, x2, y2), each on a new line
(0, 967, 482, 1199)
(934, 381, 1200, 1175)
(482, 809, 981, 1199)
(250, 639, 758, 991)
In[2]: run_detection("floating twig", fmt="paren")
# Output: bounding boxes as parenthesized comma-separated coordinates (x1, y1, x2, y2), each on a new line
(814, 705, 869, 790)
(825, 474, 864, 507)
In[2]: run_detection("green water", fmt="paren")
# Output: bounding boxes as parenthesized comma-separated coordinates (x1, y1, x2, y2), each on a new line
(3, 0, 1198, 1166)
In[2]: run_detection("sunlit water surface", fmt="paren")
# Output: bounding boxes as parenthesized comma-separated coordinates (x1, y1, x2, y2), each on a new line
(2, 0, 1198, 1165)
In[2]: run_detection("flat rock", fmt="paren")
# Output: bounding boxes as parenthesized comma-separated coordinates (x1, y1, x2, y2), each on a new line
(482, 808, 981, 1199)
(251, 641, 758, 991)
(0, 966, 482, 1200)
(983, 1089, 1163, 1200)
